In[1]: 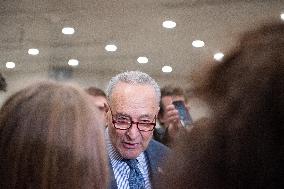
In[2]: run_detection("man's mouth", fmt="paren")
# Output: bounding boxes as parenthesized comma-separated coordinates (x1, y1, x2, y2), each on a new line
(122, 142, 139, 149)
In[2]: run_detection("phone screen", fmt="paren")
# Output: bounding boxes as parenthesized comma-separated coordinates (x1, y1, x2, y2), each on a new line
(172, 100, 193, 127)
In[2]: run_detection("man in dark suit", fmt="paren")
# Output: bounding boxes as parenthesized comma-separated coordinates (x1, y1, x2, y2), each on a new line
(105, 71, 170, 189)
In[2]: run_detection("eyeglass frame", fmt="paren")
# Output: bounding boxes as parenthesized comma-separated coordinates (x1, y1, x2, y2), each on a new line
(109, 108, 156, 132)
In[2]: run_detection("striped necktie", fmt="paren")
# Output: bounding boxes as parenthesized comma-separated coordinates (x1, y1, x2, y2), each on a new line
(125, 159, 145, 189)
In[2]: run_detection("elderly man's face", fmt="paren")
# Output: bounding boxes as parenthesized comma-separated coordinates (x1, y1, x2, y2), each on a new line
(107, 82, 159, 159)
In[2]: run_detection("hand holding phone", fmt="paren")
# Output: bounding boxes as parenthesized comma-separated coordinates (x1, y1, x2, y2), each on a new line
(172, 100, 193, 127)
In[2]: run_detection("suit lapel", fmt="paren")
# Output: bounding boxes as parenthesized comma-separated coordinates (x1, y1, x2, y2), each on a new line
(144, 140, 159, 181)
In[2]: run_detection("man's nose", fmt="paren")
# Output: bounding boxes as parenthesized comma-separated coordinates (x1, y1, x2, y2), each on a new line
(126, 123, 140, 139)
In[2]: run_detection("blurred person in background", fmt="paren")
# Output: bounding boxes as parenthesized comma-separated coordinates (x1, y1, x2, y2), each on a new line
(0, 73, 7, 92)
(153, 86, 189, 147)
(86, 86, 109, 127)
(156, 22, 284, 189)
(0, 81, 109, 189)
(105, 71, 169, 189)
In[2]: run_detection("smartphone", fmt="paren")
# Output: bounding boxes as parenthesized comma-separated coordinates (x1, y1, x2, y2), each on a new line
(172, 100, 193, 127)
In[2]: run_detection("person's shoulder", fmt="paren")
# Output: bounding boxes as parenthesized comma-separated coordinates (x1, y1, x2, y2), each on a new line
(145, 140, 170, 166)
(150, 139, 168, 147)
(148, 139, 170, 154)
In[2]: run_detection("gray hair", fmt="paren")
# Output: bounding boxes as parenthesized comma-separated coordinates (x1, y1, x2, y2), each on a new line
(106, 71, 161, 105)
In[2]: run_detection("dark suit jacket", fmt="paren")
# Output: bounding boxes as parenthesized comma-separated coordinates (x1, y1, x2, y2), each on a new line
(108, 139, 170, 189)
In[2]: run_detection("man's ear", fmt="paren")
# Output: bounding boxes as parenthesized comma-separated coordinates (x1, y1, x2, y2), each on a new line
(104, 103, 110, 128)
(104, 103, 109, 113)
(157, 111, 165, 123)
(157, 106, 160, 116)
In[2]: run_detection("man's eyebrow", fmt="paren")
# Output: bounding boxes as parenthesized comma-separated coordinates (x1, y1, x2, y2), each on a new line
(138, 114, 152, 119)
(115, 112, 131, 118)
(114, 113, 152, 120)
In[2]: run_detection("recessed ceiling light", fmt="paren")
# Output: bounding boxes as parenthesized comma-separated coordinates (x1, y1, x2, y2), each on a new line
(162, 20, 176, 29)
(28, 48, 39, 55)
(281, 13, 284, 21)
(214, 52, 224, 61)
(137, 57, 148, 64)
(192, 40, 205, 48)
(162, 66, 172, 73)
(6, 62, 15, 69)
(105, 44, 117, 52)
(62, 27, 75, 35)
(68, 59, 79, 66)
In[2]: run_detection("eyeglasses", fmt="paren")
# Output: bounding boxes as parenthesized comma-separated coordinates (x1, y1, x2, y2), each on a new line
(110, 109, 156, 132)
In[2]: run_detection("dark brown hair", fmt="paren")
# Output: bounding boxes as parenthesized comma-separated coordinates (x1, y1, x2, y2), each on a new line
(158, 22, 284, 188)
(0, 73, 7, 91)
(0, 81, 109, 189)
(85, 86, 106, 98)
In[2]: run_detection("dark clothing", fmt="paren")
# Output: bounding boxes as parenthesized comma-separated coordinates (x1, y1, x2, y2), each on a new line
(153, 126, 172, 147)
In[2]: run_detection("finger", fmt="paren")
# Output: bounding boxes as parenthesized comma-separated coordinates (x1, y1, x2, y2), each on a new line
(165, 104, 176, 112)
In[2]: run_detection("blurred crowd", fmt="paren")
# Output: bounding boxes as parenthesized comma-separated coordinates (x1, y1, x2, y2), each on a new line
(0, 22, 283, 189)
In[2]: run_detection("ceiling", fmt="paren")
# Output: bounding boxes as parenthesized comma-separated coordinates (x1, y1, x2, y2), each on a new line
(0, 0, 283, 87)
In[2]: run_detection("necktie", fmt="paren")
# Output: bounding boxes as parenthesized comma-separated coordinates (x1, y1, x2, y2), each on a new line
(125, 159, 145, 189)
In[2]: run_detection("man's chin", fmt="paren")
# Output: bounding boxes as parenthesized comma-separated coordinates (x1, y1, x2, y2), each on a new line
(120, 149, 141, 159)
